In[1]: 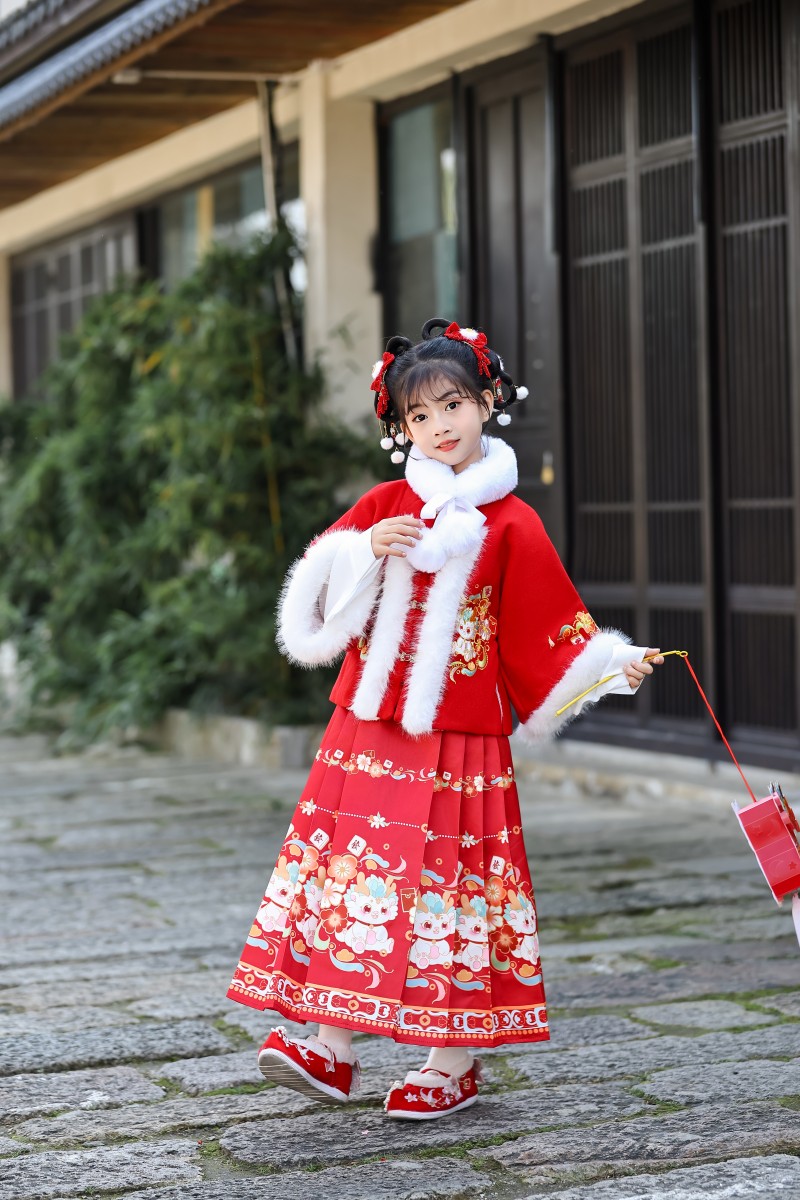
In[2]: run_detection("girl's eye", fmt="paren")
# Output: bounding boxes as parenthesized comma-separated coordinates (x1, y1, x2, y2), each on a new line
(445, 400, 460, 411)
(412, 413, 427, 423)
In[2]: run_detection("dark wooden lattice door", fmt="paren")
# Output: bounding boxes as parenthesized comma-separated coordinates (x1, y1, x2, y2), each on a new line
(466, 49, 566, 547)
(564, 9, 713, 743)
(712, 0, 800, 749)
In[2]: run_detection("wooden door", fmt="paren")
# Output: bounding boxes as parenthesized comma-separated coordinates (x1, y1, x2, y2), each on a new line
(711, 0, 800, 753)
(562, 8, 714, 740)
(464, 49, 566, 548)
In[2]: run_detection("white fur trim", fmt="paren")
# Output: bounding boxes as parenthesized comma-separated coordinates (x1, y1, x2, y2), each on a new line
(351, 554, 413, 720)
(401, 536, 486, 736)
(405, 437, 517, 508)
(518, 630, 632, 744)
(406, 499, 485, 573)
(277, 530, 380, 667)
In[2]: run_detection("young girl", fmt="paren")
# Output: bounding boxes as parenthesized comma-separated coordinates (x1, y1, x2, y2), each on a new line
(226, 319, 662, 1119)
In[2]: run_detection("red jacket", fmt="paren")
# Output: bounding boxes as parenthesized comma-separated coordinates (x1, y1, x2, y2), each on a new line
(277, 438, 627, 741)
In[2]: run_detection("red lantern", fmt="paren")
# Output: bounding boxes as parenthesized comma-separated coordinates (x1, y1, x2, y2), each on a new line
(733, 784, 800, 904)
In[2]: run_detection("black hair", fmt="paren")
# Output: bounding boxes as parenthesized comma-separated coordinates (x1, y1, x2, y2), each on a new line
(375, 318, 522, 430)
(392, 356, 492, 424)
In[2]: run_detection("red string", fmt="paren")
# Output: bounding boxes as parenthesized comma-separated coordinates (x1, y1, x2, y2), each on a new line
(681, 654, 758, 804)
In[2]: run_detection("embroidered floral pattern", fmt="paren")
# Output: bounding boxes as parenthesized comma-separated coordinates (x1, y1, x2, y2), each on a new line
(247, 822, 408, 986)
(403, 855, 542, 1003)
(316, 745, 514, 795)
(228, 706, 549, 1047)
(432, 768, 514, 796)
(449, 586, 497, 680)
(548, 610, 598, 648)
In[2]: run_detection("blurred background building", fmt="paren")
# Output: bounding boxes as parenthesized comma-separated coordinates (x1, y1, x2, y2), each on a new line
(0, 0, 798, 766)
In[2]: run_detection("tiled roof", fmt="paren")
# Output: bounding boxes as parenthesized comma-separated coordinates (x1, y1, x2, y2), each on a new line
(0, 0, 213, 131)
(0, 0, 80, 54)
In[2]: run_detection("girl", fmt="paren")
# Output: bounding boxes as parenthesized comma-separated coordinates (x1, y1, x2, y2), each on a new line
(226, 319, 662, 1119)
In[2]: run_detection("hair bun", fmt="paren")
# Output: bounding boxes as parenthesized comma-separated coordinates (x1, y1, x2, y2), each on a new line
(421, 318, 450, 341)
(385, 334, 413, 357)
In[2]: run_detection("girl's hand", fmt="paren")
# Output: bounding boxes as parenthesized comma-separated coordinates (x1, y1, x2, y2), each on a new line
(371, 516, 424, 559)
(624, 648, 664, 689)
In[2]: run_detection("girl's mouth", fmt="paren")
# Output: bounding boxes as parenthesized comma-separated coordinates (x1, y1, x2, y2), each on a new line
(437, 439, 459, 452)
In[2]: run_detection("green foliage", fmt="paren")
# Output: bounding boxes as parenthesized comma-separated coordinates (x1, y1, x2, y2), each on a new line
(0, 232, 382, 738)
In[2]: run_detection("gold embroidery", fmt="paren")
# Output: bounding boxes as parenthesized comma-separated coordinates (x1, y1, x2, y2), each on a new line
(313, 745, 515, 793)
(548, 610, 598, 648)
(449, 586, 497, 681)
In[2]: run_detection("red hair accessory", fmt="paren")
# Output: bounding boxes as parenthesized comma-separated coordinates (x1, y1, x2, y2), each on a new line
(443, 323, 492, 378)
(370, 352, 395, 419)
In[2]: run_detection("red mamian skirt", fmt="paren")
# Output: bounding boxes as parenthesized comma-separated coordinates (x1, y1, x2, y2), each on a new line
(227, 706, 549, 1047)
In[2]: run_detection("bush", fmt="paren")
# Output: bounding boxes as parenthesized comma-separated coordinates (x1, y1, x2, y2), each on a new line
(0, 232, 382, 738)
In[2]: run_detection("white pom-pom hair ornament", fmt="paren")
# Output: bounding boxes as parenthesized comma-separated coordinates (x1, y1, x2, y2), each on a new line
(390, 449, 405, 464)
(516, 385, 529, 399)
(380, 436, 394, 450)
(394, 432, 407, 446)
(497, 412, 512, 426)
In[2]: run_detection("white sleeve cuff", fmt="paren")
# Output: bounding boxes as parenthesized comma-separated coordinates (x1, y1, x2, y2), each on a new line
(323, 527, 383, 623)
(573, 642, 649, 712)
(277, 529, 381, 667)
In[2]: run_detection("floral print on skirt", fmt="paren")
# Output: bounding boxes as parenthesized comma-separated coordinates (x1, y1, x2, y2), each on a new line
(227, 705, 548, 1047)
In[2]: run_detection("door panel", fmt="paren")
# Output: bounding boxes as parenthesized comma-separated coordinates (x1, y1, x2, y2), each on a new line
(467, 52, 565, 547)
(563, 9, 714, 735)
(713, 0, 800, 742)
(559, 0, 800, 755)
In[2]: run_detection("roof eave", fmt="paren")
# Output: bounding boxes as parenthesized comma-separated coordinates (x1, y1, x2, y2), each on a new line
(0, 0, 138, 85)
(0, 0, 241, 140)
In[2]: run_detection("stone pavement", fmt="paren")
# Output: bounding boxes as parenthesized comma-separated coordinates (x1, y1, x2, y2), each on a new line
(0, 731, 798, 1200)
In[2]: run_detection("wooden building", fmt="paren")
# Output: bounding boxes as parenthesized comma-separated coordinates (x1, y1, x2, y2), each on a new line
(1, 0, 799, 766)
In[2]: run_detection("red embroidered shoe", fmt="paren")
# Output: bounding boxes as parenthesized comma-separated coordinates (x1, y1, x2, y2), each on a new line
(384, 1060, 482, 1120)
(257, 1026, 360, 1104)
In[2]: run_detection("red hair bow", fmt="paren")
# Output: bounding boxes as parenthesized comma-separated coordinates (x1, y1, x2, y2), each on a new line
(443, 323, 491, 378)
(370, 351, 395, 419)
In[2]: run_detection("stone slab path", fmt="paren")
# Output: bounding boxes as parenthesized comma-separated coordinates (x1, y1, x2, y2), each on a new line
(0, 732, 798, 1199)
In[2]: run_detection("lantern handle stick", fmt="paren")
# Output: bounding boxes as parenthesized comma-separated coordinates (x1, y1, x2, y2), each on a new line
(555, 648, 758, 805)
(555, 650, 686, 716)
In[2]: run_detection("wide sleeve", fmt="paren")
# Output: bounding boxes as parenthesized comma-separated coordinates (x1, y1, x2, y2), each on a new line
(276, 487, 387, 667)
(497, 508, 637, 742)
(323, 528, 383, 622)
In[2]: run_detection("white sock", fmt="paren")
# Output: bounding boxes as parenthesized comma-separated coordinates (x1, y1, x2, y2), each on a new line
(423, 1046, 473, 1078)
(316, 1023, 355, 1063)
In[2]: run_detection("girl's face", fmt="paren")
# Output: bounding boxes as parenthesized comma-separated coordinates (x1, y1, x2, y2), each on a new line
(404, 378, 494, 474)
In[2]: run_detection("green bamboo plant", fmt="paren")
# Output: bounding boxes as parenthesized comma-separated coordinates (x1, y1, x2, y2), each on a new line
(0, 232, 381, 739)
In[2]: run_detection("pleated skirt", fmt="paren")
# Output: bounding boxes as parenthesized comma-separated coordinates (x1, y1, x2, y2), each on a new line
(227, 705, 549, 1047)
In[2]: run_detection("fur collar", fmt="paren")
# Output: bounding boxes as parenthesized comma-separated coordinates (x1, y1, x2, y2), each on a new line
(405, 436, 518, 508)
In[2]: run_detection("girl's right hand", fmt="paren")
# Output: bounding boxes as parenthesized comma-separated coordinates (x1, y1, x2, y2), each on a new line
(371, 516, 424, 559)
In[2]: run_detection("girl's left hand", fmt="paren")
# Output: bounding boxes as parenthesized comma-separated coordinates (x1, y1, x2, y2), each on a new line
(624, 648, 664, 690)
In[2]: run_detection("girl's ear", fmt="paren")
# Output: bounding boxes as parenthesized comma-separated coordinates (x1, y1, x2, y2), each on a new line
(481, 389, 495, 424)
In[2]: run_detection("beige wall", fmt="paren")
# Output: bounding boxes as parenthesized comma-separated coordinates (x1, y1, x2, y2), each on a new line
(300, 63, 380, 420)
(0, 102, 263, 256)
(0, 0, 644, 411)
(330, 0, 642, 101)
